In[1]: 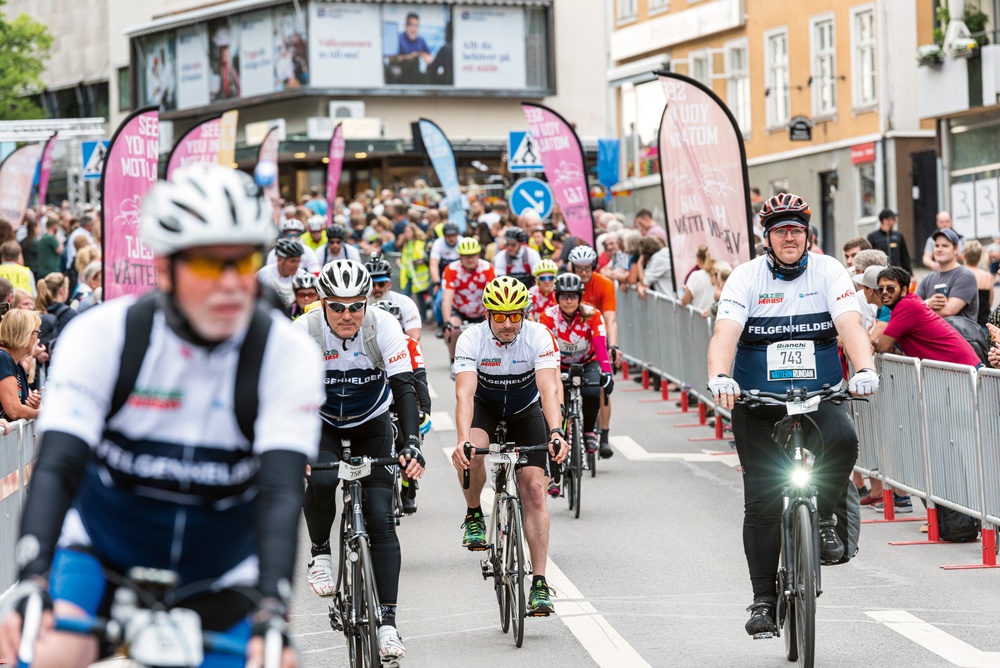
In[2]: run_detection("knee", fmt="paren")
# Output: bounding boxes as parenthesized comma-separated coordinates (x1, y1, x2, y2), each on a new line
(363, 488, 396, 537)
(307, 471, 340, 498)
(519, 475, 547, 510)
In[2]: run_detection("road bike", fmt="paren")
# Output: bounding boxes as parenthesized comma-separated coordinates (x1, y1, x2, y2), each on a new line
(559, 363, 600, 517)
(738, 385, 861, 668)
(462, 422, 551, 647)
(313, 443, 401, 668)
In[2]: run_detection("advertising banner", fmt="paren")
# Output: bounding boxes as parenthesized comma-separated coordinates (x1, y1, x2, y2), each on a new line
(166, 115, 223, 180)
(37, 133, 58, 207)
(418, 118, 467, 232)
(217, 110, 239, 166)
(326, 123, 346, 226)
(101, 107, 160, 300)
(951, 181, 976, 239)
(139, 33, 177, 111)
(521, 102, 594, 247)
(309, 3, 382, 88)
(176, 24, 210, 110)
(0, 144, 42, 224)
(274, 5, 309, 91)
(975, 177, 1000, 238)
(657, 72, 754, 291)
(453, 6, 525, 89)
(209, 18, 241, 102)
(258, 125, 281, 223)
(239, 10, 275, 98)
(383, 5, 452, 86)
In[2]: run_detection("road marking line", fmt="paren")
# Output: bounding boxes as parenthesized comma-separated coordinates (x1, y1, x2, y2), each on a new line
(429, 411, 455, 431)
(611, 436, 739, 467)
(865, 610, 1000, 667)
(427, 381, 439, 399)
(441, 446, 650, 667)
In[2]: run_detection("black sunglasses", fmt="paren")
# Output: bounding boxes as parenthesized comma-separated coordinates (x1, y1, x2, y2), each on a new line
(325, 300, 366, 313)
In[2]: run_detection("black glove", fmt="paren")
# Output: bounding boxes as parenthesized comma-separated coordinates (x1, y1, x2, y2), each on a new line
(400, 440, 426, 468)
(601, 372, 615, 396)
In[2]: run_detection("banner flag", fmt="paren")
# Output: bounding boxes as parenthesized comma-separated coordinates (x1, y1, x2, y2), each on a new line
(417, 118, 467, 233)
(166, 114, 222, 180)
(521, 103, 594, 247)
(326, 122, 346, 226)
(101, 106, 160, 300)
(656, 71, 754, 292)
(257, 125, 281, 223)
(0, 144, 42, 225)
(37, 133, 58, 207)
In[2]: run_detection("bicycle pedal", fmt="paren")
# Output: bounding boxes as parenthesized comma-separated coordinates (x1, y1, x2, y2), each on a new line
(527, 610, 552, 617)
(327, 606, 344, 632)
(480, 560, 493, 580)
(466, 545, 488, 552)
(751, 632, 775, 640)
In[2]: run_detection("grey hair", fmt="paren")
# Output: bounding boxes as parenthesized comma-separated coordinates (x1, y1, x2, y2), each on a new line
(853, 249, 888, 273)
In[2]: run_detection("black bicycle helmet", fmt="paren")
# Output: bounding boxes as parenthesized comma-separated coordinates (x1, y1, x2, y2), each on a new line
(365, 254, 392, 280)
(327, 224, 349, 240)
(442, 222, 460, 236)
(553, 272, 585, 295)
(504, 226, 527, 244)
(759, 193, 811, 233)
(274, 238, 305, 258)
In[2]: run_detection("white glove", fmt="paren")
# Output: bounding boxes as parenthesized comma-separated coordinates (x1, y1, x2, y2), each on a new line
(848, 368, 879, 396)
(708, 374, 741, 399)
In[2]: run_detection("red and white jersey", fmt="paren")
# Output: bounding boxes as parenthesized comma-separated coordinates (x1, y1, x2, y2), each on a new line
(538, 302, 607, 367)
(528, 285, 556, 318)
(406, 335, 425, 371)
(443, 258, 496, 319)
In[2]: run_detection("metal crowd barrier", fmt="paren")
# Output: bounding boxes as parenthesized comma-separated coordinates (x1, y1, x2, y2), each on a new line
(616, 286, 999, 568)
(1, 420, 38, 595)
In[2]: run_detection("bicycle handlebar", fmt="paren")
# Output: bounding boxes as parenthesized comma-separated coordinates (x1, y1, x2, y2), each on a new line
(461, 442, 554, 489)
(311, 456, 403, 471)
(736, 385, 863, 408)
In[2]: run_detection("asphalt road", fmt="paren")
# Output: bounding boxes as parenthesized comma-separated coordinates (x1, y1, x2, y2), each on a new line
(289, 329, 1000, 668)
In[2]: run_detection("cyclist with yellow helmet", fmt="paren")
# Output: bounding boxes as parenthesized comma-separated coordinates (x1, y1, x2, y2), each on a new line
(441, 237, 496, 375)
(451, 276, 567, 615)
(528, 258, 559, 321)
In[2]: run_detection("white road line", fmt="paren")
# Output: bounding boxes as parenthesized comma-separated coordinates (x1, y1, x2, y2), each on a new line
(429, 411, 455, 431)
(427, 381, 439, 399)
(610, 436, 740, 467)
(442, 446, 650, 667)
(865, 610, 1000, 667)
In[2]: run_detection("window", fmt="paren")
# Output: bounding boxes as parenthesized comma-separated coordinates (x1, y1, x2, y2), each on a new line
(725, 39, 750, 134)
(857, 163, 877, 218)
(811, 16, 837, 116)
(648, 0, 670, 14)
(690, 51, 711, 89)
(525, 7, 550, 89)
(852, 6, 877, 108)
(118, 67, 131, 112)
(765, 29, 790, 128)
(617, 0, 637, 23)
(620, 79, 666, 178)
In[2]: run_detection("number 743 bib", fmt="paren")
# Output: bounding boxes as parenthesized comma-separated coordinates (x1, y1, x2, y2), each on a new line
(766, 341, 817, 381)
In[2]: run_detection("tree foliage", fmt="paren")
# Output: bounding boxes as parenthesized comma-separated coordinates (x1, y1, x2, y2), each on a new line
(0, 0, 53, 120)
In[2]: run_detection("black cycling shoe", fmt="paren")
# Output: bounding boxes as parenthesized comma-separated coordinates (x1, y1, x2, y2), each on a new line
(401, 481, 418, 515)
(818, 515, 845, 564)
(599, 441, 614, 459)
(745, 599, 777, 638)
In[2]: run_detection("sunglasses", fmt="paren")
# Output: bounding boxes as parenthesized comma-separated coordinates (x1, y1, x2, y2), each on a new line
(537, 275, 555, 282)
(490, 312, 524, 323)
(182, 252, 263, 280)
(557, 293, 580, 300)
(325, 300, 367, 313)
(877, 285, 900, 294)
(328, 238, 344, 245)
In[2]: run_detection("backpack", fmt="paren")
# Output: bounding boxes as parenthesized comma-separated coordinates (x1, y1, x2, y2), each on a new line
(106, 292, 272, 442)
(937, 506, 981, 542)
(944, 315, 990, 366)
(301, 307, 383, 370)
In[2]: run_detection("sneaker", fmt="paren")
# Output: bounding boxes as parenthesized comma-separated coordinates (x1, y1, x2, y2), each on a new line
(745, 598, 777, 638)
(548, 481, 561, 497)
(307, 554, 335, 597)
(584, 432, 598, 454)
(819, 515, 845, 564)
(599, 441, 614, 459)
(461, 513, 487, 550)
(894, 496, 913, 513)
(527, 581, 555, 616)
(856, 485, 870, 499)
(859, 494, 880, 506)
(377, 625, 405, 667)
(919, 523, 929, 533)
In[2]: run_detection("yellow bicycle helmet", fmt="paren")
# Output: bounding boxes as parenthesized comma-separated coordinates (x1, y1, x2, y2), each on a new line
(483, 276, 530, 311)
(457, 237, 482, 256)
(532, 259, 559, 277)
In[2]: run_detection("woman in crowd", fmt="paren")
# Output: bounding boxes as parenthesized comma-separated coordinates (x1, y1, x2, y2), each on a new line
(679, 244, 716, 312)
(36, 272, 76, 354)
(962, 240, 994, 328)
(12, 290, 34, 311)
(0, 308, 42, 421)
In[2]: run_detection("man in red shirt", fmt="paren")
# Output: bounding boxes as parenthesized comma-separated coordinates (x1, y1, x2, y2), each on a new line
(875, 266, 982, 366)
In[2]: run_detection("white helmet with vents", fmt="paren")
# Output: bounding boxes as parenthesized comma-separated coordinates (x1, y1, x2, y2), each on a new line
(317, 259, 372, 299)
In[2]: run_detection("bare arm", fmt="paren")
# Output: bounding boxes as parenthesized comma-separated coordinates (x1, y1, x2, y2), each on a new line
(454, 371, 477, 446)
(441, 288, 455, 322)
(0, 376, 37, 420)
(835, 311, 876, 370)
(536, 367, 567, 463)
(603, 310, 618, 348)
(679, 285, 693, 307)
(874, 332, 897, 354)
(429, 258, 442, 285)
(935, 296, 969, 317)
(922, 252, 938, 271)
(707, 319, 742, 409)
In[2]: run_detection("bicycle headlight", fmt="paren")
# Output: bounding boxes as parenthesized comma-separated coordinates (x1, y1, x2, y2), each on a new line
(792, 469, 811, 487)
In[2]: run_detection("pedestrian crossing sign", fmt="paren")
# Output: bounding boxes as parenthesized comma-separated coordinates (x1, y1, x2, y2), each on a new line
(81, 140, 110, 181)
(508, 131, 543, 172)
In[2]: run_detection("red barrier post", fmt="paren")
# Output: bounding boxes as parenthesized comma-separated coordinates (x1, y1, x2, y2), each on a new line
(661, 377, 670, 400)
(641, 367, 650, 390)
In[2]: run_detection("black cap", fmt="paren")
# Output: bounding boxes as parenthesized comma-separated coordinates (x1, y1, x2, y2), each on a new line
(878, 209, 897, 221)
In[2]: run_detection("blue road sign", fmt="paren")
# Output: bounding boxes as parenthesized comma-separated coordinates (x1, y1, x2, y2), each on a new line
(507, 131, 543, 172)
(509, 177, 553, 219)
(81, 140, 110, 181)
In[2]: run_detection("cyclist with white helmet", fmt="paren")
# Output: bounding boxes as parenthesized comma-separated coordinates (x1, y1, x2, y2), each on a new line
(303, 214, 328, 251)
(494, 226, 540, 288)
(450, 276, 567, 616)
(257, 238, 308, 308)
(568, 245, 619, 459)
(294, 259, 424, 665)
(429, 222, 462, 337)
(319, 224, 361, 265)
(528, 258, 559, 321)
(442, 237, 495, 375)
(266, 217, 321, 272)
(0, 164, 324, 668)
(366, 253, 423, 340)
(290, 273, 319, 320)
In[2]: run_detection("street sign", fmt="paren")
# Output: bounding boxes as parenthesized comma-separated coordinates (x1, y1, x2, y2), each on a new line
(81, 140, 110, 181)
(509, 177, 553, 219)
(788, 116, 813, 142)
(508, 131, 543, 172)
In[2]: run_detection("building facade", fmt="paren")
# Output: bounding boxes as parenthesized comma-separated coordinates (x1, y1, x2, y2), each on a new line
(609, 0, 935, 257)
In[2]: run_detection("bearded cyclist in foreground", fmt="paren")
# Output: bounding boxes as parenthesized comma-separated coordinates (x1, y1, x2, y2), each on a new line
(450, 276, 567, 615)
(706, 193, 879, 639)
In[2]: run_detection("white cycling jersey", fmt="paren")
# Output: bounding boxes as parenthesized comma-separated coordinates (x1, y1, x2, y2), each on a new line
(294, 306, 411, 428)
(265, 244, 321, 273)
(454, 320, 559, 416)
(382, 289, 422, 332)
(429, 237, 460, 264)
(38, 297, 324, 589)
(494, 245, 540, 278)
(318, 244, 362, 265)
(257, 264, 309, 307)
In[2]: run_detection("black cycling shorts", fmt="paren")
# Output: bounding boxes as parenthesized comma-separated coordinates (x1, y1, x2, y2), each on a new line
(471, 398, 550, 475)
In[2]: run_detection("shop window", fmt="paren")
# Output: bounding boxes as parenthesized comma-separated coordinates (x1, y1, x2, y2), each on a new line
(851, 6, 877, 108)
(811, 16, 837, 116)
(857, 162, 877, 219)
(118, 67, 131, 112)
(690, 51, 711, 89)
(765, 29, 790, 128)
(725, 39, 750, 134)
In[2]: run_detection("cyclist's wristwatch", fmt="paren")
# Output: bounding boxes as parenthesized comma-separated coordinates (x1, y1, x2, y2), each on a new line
(549, 427, 566, 439)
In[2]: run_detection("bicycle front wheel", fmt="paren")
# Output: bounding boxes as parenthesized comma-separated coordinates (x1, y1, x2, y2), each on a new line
(352, 538, 382, 667)
(503, 498, 527, 648)
(571, 415, 583, 518)
(792, 503, 816, 667)
(495, 501, 510, 633)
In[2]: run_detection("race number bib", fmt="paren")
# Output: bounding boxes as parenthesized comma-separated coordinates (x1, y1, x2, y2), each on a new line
(766, 341, 817, 381)
(558, 338, 588, 354)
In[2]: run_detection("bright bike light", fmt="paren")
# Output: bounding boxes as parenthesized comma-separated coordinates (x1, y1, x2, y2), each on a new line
(792, 469, 811, 487)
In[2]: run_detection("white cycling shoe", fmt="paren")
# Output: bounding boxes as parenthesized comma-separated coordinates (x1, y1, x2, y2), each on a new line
(307, 554, 335, 597)
(377, 625, 406, 666)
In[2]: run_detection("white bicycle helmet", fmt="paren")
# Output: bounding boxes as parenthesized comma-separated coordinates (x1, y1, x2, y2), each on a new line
(567, 245, 598, 267)
(292, 273, 318, 291)
(318, 259, 372, 299)
(142, 164, 276, 256)
(279, 217, 305, 234)
(306, 214, 326, 231)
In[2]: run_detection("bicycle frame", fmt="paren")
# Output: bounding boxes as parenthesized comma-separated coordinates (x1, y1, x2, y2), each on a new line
(778, 420, 823, 608)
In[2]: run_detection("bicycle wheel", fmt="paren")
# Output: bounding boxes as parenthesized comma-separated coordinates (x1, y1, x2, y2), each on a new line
(503, 498, 526, 648)
(780, 566, 796, 661)
(495, 502, 510, 634)
(792, 503, 816, 667)
(588, 449, 596, 477)
(353, 538, 382, 667)
(571, 415, 583, 519)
